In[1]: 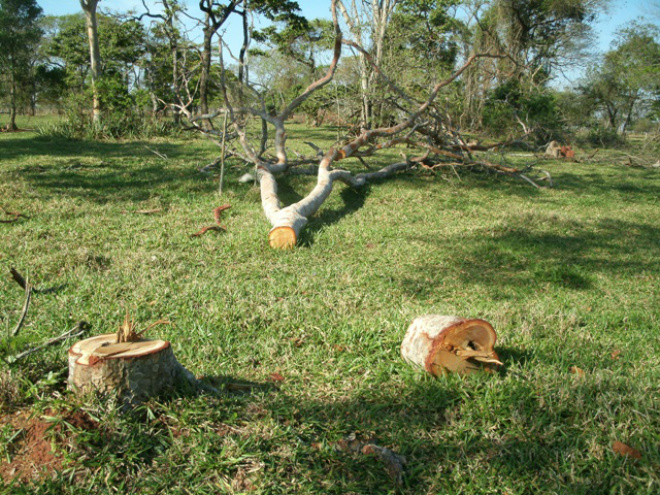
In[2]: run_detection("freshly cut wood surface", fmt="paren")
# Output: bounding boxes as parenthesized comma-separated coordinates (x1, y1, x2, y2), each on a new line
(401, 315, 502, 375)
(70, 334, 169, 365)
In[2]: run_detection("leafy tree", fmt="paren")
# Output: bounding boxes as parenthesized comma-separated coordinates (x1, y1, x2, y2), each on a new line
(46, 13, 146, 114)
(580, 22, 660, 134)
(0, 0, 43, 130)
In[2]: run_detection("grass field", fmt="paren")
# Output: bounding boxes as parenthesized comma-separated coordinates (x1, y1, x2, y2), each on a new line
(1, 116, 659, 494)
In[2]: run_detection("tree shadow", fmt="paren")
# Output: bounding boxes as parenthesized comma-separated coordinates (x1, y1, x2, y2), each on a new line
(396, 216, 659, 298)
(298, 185, 371, 247)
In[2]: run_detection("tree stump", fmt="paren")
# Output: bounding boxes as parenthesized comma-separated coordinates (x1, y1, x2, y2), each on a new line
(401, 315, 502, 375)
(68, 334, 200, 404)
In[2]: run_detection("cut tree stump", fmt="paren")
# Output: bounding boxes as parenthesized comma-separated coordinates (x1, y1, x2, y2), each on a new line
(401, 315, 502, 375)
(68, 334, 204, 404)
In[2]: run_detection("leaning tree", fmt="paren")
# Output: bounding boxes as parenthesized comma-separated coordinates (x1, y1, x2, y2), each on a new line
(172, 0, 544, 249)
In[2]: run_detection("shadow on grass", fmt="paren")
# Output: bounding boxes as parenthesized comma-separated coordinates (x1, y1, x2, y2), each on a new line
(209, 376, 643, 494)
(17, 163, 214, 204)
(397, 216, 659, 296)
(299, 185, 371, 247)
(0, 135, 207, 162)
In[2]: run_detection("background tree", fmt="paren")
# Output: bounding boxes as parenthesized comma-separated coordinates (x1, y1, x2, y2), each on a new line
(0, 0, 43, 130)
(580, 22, 660, 135)
(79, 0, 102, 123)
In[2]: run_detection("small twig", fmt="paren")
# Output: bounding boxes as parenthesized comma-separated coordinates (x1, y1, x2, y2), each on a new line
(135, 208, 163, 215)
(9, 322, 90, 363)
(538, 169, 553, 187)
(10, 269, 32, 338)
(191, 225, 225, 237)
(518, 173, 543, 189)
(143, 146, 168, 160)
(0, 206, 24, 224)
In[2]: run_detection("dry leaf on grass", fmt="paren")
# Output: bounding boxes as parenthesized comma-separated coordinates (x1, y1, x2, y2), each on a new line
(268, 372, 285, 382)
(611, 349, 621, 360)
(569, 366, 585, 376)
(612, 441, 642, 459)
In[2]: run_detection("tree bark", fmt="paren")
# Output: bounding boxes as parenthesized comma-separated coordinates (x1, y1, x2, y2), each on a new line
(80, 0, 102, 123)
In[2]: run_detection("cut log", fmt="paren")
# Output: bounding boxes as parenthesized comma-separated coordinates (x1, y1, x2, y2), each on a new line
(401, 315, 502, 375)
(68, 334, 203, 404)
(544, 141, 562, 159)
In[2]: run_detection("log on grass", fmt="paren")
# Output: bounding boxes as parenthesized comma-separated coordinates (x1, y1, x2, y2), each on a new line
(68, 334, 201, 404)
(401, 315, 502, 375)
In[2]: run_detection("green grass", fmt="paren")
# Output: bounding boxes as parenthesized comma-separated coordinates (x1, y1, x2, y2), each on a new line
(0, 124, 659, 494)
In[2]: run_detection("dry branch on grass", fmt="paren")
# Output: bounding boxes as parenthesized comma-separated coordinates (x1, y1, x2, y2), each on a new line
(0, 206, 25, 224)
(191, 204, 231, 237)
(9, 268, 32, 338)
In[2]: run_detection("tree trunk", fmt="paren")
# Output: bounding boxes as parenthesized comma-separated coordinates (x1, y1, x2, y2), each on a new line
(68, 334, 203, 405)
(80, 0, 102, 123)
(200, 16, 213, 118)
(9, 75, 18, 131)
(401, 315, 502, 375)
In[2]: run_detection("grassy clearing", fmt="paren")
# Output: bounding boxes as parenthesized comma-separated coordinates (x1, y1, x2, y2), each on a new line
(0, 120, 659, 494)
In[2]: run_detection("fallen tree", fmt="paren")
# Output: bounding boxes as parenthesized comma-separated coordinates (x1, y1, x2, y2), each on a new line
(172, 0, 544, 249)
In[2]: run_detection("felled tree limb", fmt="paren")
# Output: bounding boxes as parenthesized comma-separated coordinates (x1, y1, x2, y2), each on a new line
(401, 315, 502, 375)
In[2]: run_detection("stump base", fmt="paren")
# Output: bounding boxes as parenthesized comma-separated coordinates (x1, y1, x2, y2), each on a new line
(68, 334, 196, 404)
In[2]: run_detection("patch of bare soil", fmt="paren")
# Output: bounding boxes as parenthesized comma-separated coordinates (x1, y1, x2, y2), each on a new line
(0, 408, 99, 485)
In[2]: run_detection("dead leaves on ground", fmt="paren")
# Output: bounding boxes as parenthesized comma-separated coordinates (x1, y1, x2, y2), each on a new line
(332, 433, 406, 486)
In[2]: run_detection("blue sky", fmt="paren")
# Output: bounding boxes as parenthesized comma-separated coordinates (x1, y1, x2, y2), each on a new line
(38, 0, 654, 50)
(39, 0, 654, 80)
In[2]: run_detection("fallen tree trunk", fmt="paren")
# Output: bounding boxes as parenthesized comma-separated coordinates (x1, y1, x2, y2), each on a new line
(262, 160, 412, 249)
(401, 315, 502, 375)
